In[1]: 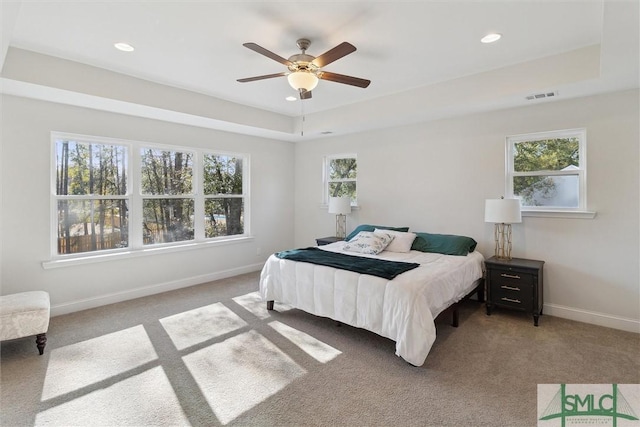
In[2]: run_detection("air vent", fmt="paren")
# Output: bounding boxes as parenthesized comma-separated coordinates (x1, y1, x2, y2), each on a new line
(525, 91, 557, 101)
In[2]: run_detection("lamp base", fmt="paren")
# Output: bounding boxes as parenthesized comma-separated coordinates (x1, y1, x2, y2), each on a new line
(494, 223, 513, 260)
(335, 214, 347, 239)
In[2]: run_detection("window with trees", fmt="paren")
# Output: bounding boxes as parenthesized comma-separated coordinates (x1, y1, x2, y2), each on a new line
(203, 154, 244, 238)
(52, 133, 248, 258)
(324, 154, 357, 205)
(506, 129, 586, 210)
(55, 137, 129, 254)
(141, 148, 195, 245)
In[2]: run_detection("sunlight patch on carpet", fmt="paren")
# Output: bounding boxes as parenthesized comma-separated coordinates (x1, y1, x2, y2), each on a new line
(269, 320, 342, 363)
(35, 366, 190, 426)
(183, 330, 306, 425)
(160, 302, 247, 350)
(232, 291, 293, 319)
(41, 325, 158, 400)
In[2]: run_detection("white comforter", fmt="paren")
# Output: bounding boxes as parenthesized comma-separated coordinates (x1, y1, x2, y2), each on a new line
(259, 241, 484, 366)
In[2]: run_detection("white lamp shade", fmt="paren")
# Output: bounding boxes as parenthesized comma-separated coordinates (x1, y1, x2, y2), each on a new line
(287, 71, 319, 91)
(485, 198, 522, 223)
(328, 196, 352, 215)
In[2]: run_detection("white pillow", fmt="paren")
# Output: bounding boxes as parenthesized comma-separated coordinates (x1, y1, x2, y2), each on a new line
(374, 228, 416, 253)
(343, 231, 394, 255)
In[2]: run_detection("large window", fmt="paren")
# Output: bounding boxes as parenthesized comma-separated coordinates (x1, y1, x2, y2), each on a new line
(55, 138, 129, 255)
(52, 133, 249, 258)
(324, 154, 357, 205)
(506, 129, 586, 211)
(203, 154, 245, 238)
(141, 148, 195, 245)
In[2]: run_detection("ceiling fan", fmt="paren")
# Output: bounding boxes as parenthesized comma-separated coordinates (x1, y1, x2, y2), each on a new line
(237, 38, 371, 100)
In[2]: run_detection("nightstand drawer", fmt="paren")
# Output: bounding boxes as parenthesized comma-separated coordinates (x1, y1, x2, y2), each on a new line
(489, 270, 535, 287)
(492, 286, 533, 310)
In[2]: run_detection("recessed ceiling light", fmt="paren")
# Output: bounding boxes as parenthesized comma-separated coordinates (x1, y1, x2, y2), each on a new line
(114, 42, 135, 52)
(481, 33, 502, 44)
(285, 96, 297, 102)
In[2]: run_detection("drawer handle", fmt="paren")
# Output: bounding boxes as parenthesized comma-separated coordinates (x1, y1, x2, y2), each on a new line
(501, 273, 521, 279)
(501, 297, 521, 304)
(501, 285, 521, 291)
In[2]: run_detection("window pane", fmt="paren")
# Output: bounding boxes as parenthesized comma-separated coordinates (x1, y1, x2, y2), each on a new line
(203, 155, 243, 195)
(329, 182, 356, 200)
(329, 158, 357, 180)
(205, 199, 244, 238)
(143, 199, 194, 244)
(514, 175, 579, 208)
(141, 149, 193, 195)
(56, 140, 127, 195)
(57, 199, 128, 254)
(513, 138, 579, 172)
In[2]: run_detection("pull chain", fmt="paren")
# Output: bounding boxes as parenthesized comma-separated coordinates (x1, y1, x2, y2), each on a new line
(299, 89, 305, 137)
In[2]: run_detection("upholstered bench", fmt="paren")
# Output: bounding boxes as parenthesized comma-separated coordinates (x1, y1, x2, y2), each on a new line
(0, 291, 50, 355)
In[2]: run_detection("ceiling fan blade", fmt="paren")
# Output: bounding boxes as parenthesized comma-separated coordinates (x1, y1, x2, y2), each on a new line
(299, 89, 312, 100)
(311, 42, 357, 68)
(318, 71, 371, 88)
(237, 72, 287, 83)
(243, 42, 293, 67)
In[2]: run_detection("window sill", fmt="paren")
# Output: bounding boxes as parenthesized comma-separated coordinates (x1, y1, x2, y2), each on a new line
(521, 210, 596, 219)
(320, 204, 360, 211)
(42, 236, 254, 269)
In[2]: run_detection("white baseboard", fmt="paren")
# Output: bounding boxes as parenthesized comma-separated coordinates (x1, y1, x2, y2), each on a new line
(543, 303, 640, 334)
(50, 263, 264, 316)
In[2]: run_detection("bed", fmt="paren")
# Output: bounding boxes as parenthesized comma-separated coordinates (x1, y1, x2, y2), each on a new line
(259, 228, 485, 366)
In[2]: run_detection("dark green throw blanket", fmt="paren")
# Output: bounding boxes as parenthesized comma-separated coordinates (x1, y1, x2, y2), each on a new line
(275, 247, 420, 280)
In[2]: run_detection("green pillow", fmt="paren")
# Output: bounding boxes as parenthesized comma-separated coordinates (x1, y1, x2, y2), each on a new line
(345, 224, 410, 242)
(410, 232, 477, 256)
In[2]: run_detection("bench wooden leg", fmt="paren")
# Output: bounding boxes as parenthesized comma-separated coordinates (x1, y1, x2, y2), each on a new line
(36, 333, 47, 355)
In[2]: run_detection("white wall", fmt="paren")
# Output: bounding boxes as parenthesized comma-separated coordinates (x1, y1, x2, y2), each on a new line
(294, 89, 640, 332)
(0, 95, 295, 314)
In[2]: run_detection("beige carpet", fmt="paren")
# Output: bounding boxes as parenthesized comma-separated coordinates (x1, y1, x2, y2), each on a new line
(1, 272, 638, 426)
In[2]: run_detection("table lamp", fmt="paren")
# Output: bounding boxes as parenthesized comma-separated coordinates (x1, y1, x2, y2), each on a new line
(485, 198, 522, 260)
(328, 196, 351, 239)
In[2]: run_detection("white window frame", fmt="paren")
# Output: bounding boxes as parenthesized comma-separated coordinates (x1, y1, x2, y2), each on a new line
(505, 128, 594, 218)
(323, 153, 357, 206)
(49, 132, 251, 265)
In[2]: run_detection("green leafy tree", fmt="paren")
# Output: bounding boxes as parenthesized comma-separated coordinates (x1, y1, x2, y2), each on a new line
(513, 138, 579, 205)
(141, 149, 194, 244)
(203, 155, 243, 237)
(329, 158, 357, 201)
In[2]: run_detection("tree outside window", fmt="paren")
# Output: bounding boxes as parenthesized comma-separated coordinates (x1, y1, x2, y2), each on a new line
(52, 133, 249, 258)
(325, 155, 357, 205)
(203, 154, 244, 238)
(55, 139, 128, 254)
(140, 148, 194, 244)
(506, 129, 586, 210)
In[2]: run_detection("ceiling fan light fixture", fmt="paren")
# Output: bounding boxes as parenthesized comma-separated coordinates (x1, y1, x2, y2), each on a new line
(287, 71, 318, 92)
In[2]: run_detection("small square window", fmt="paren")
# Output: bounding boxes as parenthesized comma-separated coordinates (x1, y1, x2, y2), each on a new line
(506, 129, 587, 211)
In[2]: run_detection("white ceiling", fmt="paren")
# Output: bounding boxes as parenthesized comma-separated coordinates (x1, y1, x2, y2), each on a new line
(1, 1, 638, 141)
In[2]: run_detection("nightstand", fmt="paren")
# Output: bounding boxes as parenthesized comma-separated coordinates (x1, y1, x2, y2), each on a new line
(316, 236, 342, 246)
(485, 256, 545, 326)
